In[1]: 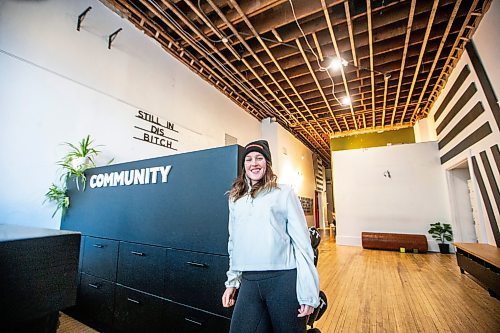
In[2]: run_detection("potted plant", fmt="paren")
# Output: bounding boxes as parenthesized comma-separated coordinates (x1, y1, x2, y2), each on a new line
(58, 163, 88, 191)
(44, 183, 70, 218)
(428, 222, 453, 253)
(58, 135, 103, 191)
(64, 135, 100, 164)
(44, 135, 113, 219)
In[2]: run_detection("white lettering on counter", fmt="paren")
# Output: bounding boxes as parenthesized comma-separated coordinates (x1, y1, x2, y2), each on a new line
(89, 165, 172, 189)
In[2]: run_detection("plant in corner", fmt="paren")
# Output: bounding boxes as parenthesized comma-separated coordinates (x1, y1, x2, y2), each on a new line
(428, 222, 453, 254)
(44, 183, 70, 218)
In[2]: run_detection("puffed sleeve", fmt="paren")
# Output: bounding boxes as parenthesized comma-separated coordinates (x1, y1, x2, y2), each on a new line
(225, 199, 242, 288)
(286, 188, 320, 307)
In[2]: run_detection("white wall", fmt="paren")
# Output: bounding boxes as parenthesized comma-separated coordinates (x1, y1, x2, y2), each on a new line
(411, 0, 499, 247)
(467, 0, 500, 245)
(446, 168, 477, 243)
(472, 0, 500, 97)
(333, 142, 451, 251)
(414, 117, 437, 143)
(262, 118, 317, 227)
(426, 49, 499, 246)
(0, 0, 262, 228)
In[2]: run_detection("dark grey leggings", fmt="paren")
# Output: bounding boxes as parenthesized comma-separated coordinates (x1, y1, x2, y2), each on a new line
(229, 269, 306, 333)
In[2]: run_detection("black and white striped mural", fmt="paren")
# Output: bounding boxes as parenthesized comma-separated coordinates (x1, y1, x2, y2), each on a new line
(431, 43, 499, 246)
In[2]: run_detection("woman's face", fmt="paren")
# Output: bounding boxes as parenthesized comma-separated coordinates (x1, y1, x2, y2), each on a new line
(244, 152, 267, 185)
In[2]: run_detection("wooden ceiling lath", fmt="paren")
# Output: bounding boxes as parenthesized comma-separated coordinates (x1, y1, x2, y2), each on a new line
(100, 0, 491, 166)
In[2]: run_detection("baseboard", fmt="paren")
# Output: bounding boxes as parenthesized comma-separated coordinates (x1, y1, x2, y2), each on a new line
(336, 235, 362, 247)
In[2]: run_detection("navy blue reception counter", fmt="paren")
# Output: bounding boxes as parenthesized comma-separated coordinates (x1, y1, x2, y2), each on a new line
(61, 144, 243, 332)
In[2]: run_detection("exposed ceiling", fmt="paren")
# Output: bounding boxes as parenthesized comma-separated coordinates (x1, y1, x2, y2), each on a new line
(101, 0, 491, 165)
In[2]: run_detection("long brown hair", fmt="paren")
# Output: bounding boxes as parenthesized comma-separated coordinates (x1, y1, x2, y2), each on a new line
(228, 161, 278, 201)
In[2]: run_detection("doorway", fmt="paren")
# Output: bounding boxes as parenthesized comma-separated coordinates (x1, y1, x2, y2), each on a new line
(447, 160, 478, 243)
(314, 191, 320, 228)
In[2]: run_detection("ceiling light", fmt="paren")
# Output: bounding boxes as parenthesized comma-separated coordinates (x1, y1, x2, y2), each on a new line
(327, 57, 348, 71)
(341, 96, 351, 106)
(221, 37, 229, 43)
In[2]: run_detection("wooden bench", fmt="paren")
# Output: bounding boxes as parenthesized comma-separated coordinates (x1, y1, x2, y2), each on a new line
(453, 243, 500, 299)
(362, 232, 428, 253)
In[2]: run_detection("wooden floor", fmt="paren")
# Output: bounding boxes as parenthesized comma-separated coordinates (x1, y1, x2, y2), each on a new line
(58, 312, 97, 333)
(314, 233, 500, 333)
(59, 233, 500, 333)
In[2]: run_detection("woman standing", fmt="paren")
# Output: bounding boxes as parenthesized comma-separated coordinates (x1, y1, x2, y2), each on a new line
(222, 140, 320, 333)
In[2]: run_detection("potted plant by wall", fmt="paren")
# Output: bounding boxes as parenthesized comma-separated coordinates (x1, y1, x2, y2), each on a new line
(44, 183, 70, 218)
(58, 161, 89, 191)
(58, 135, 102, 191)
(44, 135, 112, 219)
(428, 222, 453, 254)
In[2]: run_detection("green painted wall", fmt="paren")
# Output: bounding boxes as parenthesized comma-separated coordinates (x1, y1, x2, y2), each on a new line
(330, 127, 415, 152)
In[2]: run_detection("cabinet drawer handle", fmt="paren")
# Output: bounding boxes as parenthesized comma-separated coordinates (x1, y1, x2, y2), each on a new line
(186, 261, 208, 268)
(184, 318, 202, 326)
(93, 244, 104, 248)
(127, 297, 140, 304)
(131, 251, 145, 256)
(88, 283, 100, 289)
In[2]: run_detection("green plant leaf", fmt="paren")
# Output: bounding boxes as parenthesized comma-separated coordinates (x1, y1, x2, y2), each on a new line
(46, 135, 112, 218)
(428, 222, 453, 244)
(44, 183, 70, 218)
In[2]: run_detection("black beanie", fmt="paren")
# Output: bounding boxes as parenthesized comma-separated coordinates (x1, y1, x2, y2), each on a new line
(242, 140, 272, 166)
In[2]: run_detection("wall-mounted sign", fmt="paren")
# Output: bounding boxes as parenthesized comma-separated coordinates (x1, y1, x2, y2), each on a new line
(298, 196, 313, 215)
(89, 165, 172, 189)
(133, 110, 179, 150)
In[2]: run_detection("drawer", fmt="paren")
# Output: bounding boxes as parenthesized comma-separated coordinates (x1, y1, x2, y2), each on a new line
(165, 300, 230, 333)
(117, 242, 166, 295)
(78, 273, 115, 332)
(164, 249, 231, 317)
(114, 285, 167, 333)
(82, 236, 118, 280)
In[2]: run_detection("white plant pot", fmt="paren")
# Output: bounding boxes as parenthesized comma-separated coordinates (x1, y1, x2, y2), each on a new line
(72, 157, 90, 170)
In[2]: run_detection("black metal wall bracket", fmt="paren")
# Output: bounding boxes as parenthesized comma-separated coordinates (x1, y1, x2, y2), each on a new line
(77, 6, 92, 31)
(108, 28, 122, 49)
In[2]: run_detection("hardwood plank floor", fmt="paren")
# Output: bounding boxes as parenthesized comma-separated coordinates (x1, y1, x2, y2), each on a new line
(58, 312, 97, 333)
(58, 234, 500, 332)
(313, 235, 500, 333)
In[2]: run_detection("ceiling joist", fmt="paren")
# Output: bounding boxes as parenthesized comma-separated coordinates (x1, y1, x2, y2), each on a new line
(100, 0, 491, 166)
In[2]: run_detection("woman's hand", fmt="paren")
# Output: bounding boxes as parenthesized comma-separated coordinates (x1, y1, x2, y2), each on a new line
(297, 304, 314, 317)
(222, 287, 237, 308)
